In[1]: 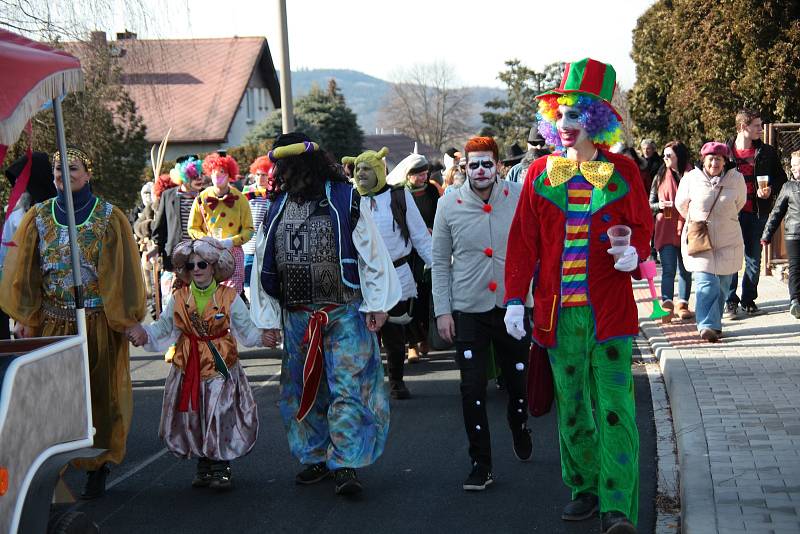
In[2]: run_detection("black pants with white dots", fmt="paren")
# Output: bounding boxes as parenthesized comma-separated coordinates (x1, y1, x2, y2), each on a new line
(453, 306, 531, 469)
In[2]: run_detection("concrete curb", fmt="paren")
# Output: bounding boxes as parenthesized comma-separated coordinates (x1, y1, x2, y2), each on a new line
(640, 320, 718, 534)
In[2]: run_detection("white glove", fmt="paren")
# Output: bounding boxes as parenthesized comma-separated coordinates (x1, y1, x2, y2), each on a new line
(504, 304, 526, 340)
(608, 245, 638, 272)
(220, 238, 234, 249)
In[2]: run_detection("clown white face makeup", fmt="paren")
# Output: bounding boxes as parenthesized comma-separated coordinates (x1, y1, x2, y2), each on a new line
(556, 105, 588, 148)
(466, 151, 497, 190)
(355, 162, 378, 192)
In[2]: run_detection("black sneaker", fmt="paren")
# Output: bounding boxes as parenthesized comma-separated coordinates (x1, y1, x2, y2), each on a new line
(561, 492, 598, 521)
(742, 301, 759, 314)
(601, 511, 637, 533)
(389, 380, 411, 400)
(511, 424, 533, 462)
(334, 468, 363, 495)
(462, 463, 494, 491)
(80, 464, 109, 500)
(192, 457, 213, 488)
(208, 461, 232, 491)
(295, 462, 331, 485)
(723, 301, 739, 319)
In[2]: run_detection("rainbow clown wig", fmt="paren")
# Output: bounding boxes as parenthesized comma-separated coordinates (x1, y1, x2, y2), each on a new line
(535, 58, 624, 153)
(202, 153, 239, 178)
(169, 156, 203, 185)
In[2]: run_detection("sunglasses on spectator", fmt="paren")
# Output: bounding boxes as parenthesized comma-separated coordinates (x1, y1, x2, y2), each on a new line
(467, 161, 495, 170)
(186, 261, 209, 271)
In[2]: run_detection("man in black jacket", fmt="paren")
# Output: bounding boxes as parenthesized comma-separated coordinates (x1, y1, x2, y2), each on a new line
(761, 150, 800, 319)
(724, 109, 787, 317)
(151, 155, 205, 290)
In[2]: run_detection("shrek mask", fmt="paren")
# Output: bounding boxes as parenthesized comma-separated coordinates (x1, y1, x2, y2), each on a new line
(355, 162, 378, 192)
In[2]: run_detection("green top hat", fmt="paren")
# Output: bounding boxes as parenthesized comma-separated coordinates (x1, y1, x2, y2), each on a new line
(536, 58, 621, 119)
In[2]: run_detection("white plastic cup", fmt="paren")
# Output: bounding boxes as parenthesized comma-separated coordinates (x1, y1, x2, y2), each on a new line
(607, 225, 631, 260)
(757, 175, 769, 192)
(607, 225, 631, 248)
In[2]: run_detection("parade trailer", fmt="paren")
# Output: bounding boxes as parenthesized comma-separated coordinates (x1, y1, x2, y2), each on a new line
(0, 29, 100, 533)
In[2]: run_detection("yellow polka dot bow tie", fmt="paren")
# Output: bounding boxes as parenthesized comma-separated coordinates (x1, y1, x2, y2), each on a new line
(546, 156, 615, 189)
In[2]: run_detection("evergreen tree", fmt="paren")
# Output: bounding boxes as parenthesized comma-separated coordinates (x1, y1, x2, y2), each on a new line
(630, 0, 800, 150)
(2, 38, 148, 211)
(481, 59, 563, 148)
(246, 79, 364, 160)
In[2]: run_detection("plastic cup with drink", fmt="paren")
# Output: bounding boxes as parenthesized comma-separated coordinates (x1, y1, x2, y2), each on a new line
(607, 225, 631, 261)
(757, 175, 769, 195)
(662, 200, 673, 219)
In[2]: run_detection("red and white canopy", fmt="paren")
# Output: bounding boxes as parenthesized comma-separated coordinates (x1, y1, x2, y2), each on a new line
(0, 29, 83, 146)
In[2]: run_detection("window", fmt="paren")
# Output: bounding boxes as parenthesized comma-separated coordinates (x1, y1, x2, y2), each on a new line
(245, 88, 254, 123)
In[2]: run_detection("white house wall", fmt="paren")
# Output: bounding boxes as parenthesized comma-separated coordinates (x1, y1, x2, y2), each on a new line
(224, 67, 276, 151)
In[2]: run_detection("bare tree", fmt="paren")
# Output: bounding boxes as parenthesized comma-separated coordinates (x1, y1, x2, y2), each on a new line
(379, 62, 473, 152)
(611, 87, 635, 146)
(0, 0, 170, 40)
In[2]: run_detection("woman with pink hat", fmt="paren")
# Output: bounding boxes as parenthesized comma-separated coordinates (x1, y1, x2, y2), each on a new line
(675, 142, 746, 342)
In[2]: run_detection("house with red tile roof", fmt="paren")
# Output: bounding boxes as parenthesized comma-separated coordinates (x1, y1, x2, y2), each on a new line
(77, 32, 281, 161)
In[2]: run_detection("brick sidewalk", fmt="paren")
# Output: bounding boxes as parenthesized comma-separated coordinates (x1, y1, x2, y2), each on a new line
(636, 272, 800, 534)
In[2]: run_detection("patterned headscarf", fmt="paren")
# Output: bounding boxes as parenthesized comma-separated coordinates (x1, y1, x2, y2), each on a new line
(52, 148, 93, 175)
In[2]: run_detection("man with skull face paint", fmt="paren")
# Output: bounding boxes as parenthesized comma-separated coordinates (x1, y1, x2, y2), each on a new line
(431, 136, 534, 491)
(343, 148, 433, 399)
(504, 59, 652, 534)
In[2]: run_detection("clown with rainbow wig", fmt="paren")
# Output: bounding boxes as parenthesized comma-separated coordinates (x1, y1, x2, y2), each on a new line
(188, 153, 254, 294)
(504, 58, 652, 534)
(153, 155, 207, 297)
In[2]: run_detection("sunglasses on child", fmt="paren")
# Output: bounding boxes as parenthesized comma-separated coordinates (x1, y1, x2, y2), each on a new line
(467, 161, 495, 170)
(185, 261, 209, 271)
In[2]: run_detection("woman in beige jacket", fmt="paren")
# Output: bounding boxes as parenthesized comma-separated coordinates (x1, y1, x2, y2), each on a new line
(675, 142, 746, 342)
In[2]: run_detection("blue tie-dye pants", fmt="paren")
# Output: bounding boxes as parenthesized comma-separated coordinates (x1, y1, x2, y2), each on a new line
(280, 300, 390, 469)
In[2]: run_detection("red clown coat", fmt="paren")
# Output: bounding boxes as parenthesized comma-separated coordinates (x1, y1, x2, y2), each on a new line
(504, 149, 653, 348)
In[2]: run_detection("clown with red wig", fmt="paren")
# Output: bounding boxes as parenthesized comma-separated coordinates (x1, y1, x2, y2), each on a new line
(188, 153, 254, 293)
(503, 59, 652, 533)
(241, 156, 274, 296)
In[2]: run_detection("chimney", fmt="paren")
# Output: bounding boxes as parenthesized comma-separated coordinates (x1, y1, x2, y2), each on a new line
(116, 30, 138, 40)
(90, 31, 107, 48)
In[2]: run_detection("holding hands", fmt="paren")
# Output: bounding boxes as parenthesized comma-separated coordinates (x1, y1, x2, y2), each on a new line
(126, 324, 148, 346)
(262, 328, 282, 347)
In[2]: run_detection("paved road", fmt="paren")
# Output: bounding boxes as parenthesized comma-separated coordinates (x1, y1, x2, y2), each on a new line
(58, 343, 656, 533)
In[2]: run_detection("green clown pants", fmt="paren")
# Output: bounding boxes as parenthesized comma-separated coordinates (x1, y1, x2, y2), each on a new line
(549, 306, 639, 525)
